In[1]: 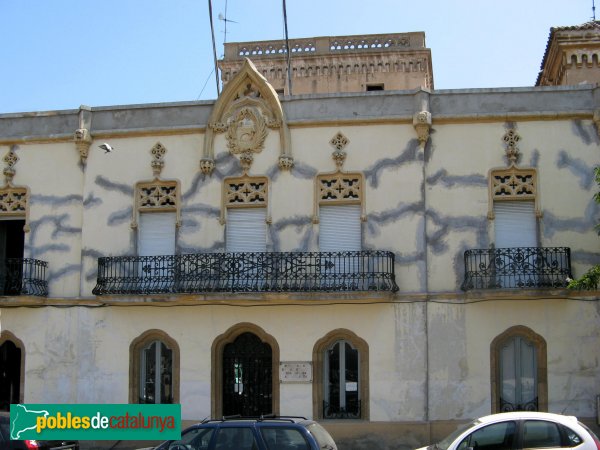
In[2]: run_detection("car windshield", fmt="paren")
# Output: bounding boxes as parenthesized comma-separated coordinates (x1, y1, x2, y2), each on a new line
(434, 420, 482, 450)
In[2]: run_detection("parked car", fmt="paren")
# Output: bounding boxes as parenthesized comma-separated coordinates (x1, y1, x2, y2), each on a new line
(0, 412, 79, 450)
(417, 412, 600, 450)
(152, 415, 337, 450)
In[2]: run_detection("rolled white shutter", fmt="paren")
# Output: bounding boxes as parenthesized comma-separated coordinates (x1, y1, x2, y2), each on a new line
(494, 201, 537, 248)
(226, 208, 267, 252)
(319, 204, 362, 251)
(138, 212, 176, 256)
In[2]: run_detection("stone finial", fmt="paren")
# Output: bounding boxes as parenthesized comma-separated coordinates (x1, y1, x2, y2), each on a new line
(503, 128, 521, 165)
(200, 158, 215, 175)
(74, 128, 92, 164)
(3, 145, 19, 186)
(239, 151, 254, 174)
(150, 142, 167, 178)
(330, 132, 349, 170)
(413, 111, 432, 146)
(278, 155, 294, 171)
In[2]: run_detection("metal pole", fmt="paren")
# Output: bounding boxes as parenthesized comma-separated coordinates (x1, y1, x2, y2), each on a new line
(208, 0, 220, 95)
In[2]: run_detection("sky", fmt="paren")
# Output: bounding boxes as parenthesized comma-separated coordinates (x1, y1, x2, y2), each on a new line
(0, 0, 595, 114)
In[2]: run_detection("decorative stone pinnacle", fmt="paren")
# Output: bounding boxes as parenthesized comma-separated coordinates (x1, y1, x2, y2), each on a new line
(503, 128, 521, 164)
(74, 128, 92, 164)
(278, 155, 294, 171)
(150, 142, 167, 178)
(3, 146, 19, 186)
(329, 132, 349, 151)
(200, 158, 215, 175)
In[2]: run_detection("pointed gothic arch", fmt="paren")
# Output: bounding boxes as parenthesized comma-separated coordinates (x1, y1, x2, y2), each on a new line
(200, 59, 293, 175)
(0, 330, 25, 410)
(211, 322, 280, 417)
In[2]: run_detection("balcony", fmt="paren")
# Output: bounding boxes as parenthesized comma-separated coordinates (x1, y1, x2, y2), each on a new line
(93, 250, 398, 295)
(0, 258, 48, 297)
(462, 247, 571, 291)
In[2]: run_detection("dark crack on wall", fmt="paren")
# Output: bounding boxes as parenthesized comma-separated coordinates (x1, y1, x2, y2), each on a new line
(426, 210, 488, 255)
(50, 264, 81, 280)
(572, 119, 599, 146)
(543, 202, 599, 239)
(31, 194, 83, 205)
(426, 170, 487, 188)
(83, 193, 102, 208)
(571, 250, 600, 265)
(364, 139, 421, 188)
(95, 175, 133, 196)
(557, 150, 595, 190)
(28, 214, 81, 259)
(366, 201, 424, 237)
(269, 215, 313, 252)
(177, 240, 225, 254)
(530, 149, 540, 167)
(108, 207, 132, 226)
(290, 161, 318, 179)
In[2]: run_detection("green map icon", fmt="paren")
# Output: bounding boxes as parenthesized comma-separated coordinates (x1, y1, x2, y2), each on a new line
(10, 404, 49, 439)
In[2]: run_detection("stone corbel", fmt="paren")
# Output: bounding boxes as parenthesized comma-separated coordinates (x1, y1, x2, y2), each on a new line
(413, 111, 432, 147)
(74, 128, 92, 164)
(75, 105, 93, 165)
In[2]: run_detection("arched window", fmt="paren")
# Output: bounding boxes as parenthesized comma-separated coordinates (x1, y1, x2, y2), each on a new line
(0, 331, 25, 411)
(491, 326, 547, 413)
(211, 323, 280, 418)
(130, 330, 179, 404)
(313, 330, 369, 420)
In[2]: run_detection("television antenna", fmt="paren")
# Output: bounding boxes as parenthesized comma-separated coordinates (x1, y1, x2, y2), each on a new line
(218, 12, 238, 44)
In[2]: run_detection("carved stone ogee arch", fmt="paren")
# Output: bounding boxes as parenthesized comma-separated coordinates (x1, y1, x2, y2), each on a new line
(0, 330, 26, 406)
(201, 58, 293, 174)
(211, 322, 280, 417)
(129, 329, 181, 404)
(490, 325, 547, 413)
(312, 328, 369, 420)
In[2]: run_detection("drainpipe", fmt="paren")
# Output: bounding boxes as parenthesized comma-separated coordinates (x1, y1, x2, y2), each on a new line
(413, 89, 432, 438)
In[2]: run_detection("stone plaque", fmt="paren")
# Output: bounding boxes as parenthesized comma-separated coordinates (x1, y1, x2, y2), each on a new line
(279, 361, 312, 383)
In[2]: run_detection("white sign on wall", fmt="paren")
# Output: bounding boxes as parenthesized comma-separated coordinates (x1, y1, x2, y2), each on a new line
(279, 361, 312, 383)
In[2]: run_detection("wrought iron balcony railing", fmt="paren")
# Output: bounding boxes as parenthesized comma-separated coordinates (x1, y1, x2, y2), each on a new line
(462, 247, 571, 291)
(93, 250, 398, 295)
(0, 258, 48, 297)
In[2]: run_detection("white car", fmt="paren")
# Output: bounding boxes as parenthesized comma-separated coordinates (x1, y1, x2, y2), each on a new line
(417, 412, 600, 450)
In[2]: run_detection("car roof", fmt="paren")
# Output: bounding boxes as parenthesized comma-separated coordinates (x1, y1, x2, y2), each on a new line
(476, 412, 579, 425)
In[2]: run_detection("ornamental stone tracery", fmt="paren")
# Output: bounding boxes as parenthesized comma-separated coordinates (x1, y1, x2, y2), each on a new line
(0, 145, 30, 231)
(488, 127, 540, 219)
(221, 175, 269, 225)
(131, 143, 181, 229)
(202, 58, 293, 175)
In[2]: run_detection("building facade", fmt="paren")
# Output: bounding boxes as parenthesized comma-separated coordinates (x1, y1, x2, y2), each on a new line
(0, 31, 599, 450)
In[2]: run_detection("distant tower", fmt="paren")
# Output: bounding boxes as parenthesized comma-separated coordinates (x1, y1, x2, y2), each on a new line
(536, 21, 600, 86)
(218, 32, 434, 95)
